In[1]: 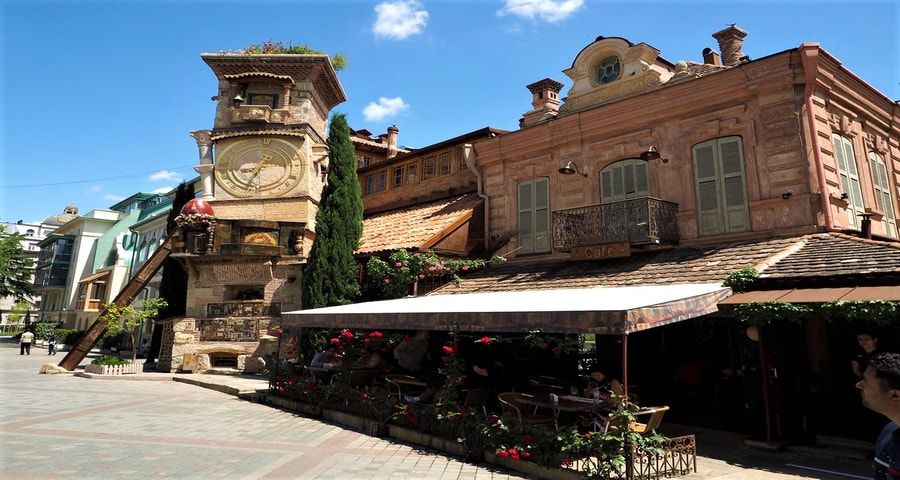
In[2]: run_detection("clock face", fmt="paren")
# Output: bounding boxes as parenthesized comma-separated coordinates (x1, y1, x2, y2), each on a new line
(214, 137, 304, 197)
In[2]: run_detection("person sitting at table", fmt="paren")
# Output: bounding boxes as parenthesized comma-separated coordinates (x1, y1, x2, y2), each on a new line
(394, 330, 431, 374)
(585, 366, 624, 402)
(310, 345, 339, 382)
(357, 346, 390, 373)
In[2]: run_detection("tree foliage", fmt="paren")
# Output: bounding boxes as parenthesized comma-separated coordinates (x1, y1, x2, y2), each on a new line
(0, 231, 34, 301)
(243, 39, 347, 70)
(302, 113, 363, 308)
(100, 298, 167, 363)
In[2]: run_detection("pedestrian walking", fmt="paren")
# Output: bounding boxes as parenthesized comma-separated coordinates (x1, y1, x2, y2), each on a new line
(19, 330, 34, 355)
(857, 352, 900, 479)
(47, 333, 58, 355)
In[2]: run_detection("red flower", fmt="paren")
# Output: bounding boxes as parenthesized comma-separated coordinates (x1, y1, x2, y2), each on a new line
(488, 415, 499, 425)
(444, 266, 451, 272)
(340, 329, 355, 339)
(363, 337, 372, 345)
(277, 387, 285, 394)
(418, 274, 425, 279)
(368, 331, 384, 339)
(361, 392, 369, 399)
(480, 336, 491, 344)
(330, 338, 341, 345)
(442, 345, 456, 355)
(507, 447, 517, 455)
(271, 328, 282, 335)
(551, 346, 562, 357)
(383, 278, 391, 285)
(561, 459, 573, 467)
(427, 266, 436, 272)
(395, 262, 403, 267)
(496, 449, 509, 458)
(584, 432, 593, 439)
(461, 265, 469, 271)
(521, 451, 532, 459)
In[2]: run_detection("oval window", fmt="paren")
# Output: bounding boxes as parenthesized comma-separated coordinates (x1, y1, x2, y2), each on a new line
(597, 56, 621, 85)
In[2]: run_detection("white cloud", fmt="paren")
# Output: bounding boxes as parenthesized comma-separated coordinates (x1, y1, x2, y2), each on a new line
(89, 185, 102, 192)
(363, 97, 410, 121)
(498, 0, 584, 23)
(152, 186, 173, 194)
(373, 0, 428, 40)
(149, 170, 182, 181)
(104, 194, 125, 202)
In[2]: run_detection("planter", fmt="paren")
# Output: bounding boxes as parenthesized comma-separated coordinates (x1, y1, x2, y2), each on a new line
(84, 363, 140, 375)
(263, 394, 322, 417)
(484, 452, 584, 480)
(365, 420, 387, 438)
(387, 425, 465, 456)
(323, 409, 368, 431)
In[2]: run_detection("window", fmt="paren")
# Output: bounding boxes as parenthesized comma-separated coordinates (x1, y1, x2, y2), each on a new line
(517, 177, 551, 254)
(365, 172, 387, 195)
(832, 134, 865, 229)
(246, 93, 279, 108)
(600, 159, 649, 203)
(392, 166, 404, 188)
(597, 56, 621, 85)
(869, 152, 897, 238)
(424, 156, 437, 179)
(405, 162, 418, 184)
(25, 229, 34, 236)
(439, 152, 452, 175)
(693, 136, 750, 236)
(358, 156, 368, 169)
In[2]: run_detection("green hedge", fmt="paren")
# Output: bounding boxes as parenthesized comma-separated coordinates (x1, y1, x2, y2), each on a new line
(91, 355, 132, 366)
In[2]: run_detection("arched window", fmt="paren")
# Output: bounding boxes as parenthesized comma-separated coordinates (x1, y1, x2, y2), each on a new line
(596, 56, 621, 85)
(693, 136, 750, 235)
(517, 177, 550, 254)
(869, 151, 897, 238)
(832, 134, 865, 229)
(600, 159, 649, 203)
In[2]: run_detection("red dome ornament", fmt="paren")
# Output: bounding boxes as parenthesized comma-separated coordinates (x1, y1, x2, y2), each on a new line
(180, 198, 215, 216)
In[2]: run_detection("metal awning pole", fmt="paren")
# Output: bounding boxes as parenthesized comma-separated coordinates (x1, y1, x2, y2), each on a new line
(622, 333, 629, 400)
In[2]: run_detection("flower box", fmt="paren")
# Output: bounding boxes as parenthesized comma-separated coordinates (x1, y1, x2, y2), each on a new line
(263, 394, 322, 417)
(388, 425, 465, 457)
(484, 452, 583, 480)
(84, 363, 140, 375)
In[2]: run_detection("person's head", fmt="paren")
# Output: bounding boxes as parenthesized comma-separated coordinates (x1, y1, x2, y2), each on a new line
(589, 367, 607, 383)
(857, 352, 900, 418)
(857, 333, 880, 353)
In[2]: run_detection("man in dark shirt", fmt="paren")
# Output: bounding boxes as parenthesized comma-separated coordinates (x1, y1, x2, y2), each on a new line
(858, 353, 900, 479)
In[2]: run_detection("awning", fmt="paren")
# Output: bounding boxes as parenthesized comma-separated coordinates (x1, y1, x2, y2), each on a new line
(282, 283, 731, 335)
(719, 286, 900, 304)
(78, 270, 111, 284)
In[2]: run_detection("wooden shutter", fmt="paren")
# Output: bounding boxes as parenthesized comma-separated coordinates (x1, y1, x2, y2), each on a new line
(694, 142, 722, 235)
(832, 134, 864, 229)
(718, 137, 749, 232)
(870, 152, 897, 238)
(517, 177, 551, 254)
(518, 180, 534, 255)
(533, 177, 550, 253)
(600, 159, 649, 203)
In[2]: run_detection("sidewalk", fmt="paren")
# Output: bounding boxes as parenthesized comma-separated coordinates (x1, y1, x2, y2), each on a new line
(8, 341, 877, 480)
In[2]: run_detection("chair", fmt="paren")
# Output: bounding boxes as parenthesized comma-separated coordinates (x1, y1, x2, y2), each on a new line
(629, 406, 669, 435)
(463, 388, 489, 416)
(498, 392, 555, 426)
(385, 374, 427, 401)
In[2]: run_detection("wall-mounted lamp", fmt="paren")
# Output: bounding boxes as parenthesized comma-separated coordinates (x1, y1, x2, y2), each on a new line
(640, 146, 668, 163)
(781, 191, 793, 200)
(232, 93, 246, 106)
(840, 192, 850, 200)
(558, 161, 588, 177)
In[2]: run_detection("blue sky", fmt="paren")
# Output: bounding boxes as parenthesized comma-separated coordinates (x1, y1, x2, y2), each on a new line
(2, 0, 897, 223)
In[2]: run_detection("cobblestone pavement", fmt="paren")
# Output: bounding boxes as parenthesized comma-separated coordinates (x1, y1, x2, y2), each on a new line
(0, 343, 527, 480)
(0, 341, 873, 480)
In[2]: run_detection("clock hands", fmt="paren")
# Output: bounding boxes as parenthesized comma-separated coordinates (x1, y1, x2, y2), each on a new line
(240, 153, 275, 179)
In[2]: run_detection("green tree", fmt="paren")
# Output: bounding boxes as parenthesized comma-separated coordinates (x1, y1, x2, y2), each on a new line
(148, 181, 194, 362)
(7, 300, 32, 323)
(302, 114, 363, 308)
(0, 231, 34, 301)
(100, 298, 167, 363)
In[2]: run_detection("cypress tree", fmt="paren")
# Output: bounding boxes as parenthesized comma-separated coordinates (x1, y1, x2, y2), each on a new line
(302, 113, 363, 308)
(148, 181, 194, 362)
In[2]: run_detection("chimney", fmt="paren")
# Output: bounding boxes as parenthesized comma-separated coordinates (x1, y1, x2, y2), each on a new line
(860, 213, 873, 239)
(702, 47, 721, 66)
(386, 125, 399, 159)
(521, 78, 564, 127)
(712, 24, 748, 66)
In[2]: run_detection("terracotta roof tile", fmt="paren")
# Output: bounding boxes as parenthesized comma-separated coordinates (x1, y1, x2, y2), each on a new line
(762, 233, 900, 278)
(434, 236, 804, 295)
(357, 194, 482, 255)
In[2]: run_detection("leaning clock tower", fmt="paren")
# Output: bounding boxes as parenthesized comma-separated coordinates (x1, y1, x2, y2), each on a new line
(157, 52, 346, 373)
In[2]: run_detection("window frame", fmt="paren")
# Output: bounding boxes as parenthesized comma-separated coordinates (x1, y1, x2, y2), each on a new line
(600, 158, 650, 203)
(832, 134, 865, 229)
(869, 151, 897, 238)
(692, 136, 751, 236)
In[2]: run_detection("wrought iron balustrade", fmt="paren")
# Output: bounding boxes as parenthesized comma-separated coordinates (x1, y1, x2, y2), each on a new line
(552, 197, 679, 250)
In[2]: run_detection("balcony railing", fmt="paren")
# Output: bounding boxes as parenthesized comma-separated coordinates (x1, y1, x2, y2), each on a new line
(552, 197, 679, 250)
(206, 301, 281, 318)
(234, 105, 290, 123)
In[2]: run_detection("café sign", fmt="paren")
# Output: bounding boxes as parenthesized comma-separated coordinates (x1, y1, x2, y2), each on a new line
(571, 242, 631, 260)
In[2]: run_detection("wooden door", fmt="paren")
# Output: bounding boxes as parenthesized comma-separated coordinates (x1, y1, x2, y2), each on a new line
(757, 322, 812, 443)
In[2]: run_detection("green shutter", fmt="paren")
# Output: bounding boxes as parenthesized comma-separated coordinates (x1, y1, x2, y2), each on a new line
(694, 136, 750, 236)
(518, 181, 534, 254)
(534, 177, 550, 253)
(870, 152, 897, 238)
(718, 137, 749, 232)
(600, 159, 649, 203)
(694, 142, 722, 235)
(833, 135, 864, 229)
